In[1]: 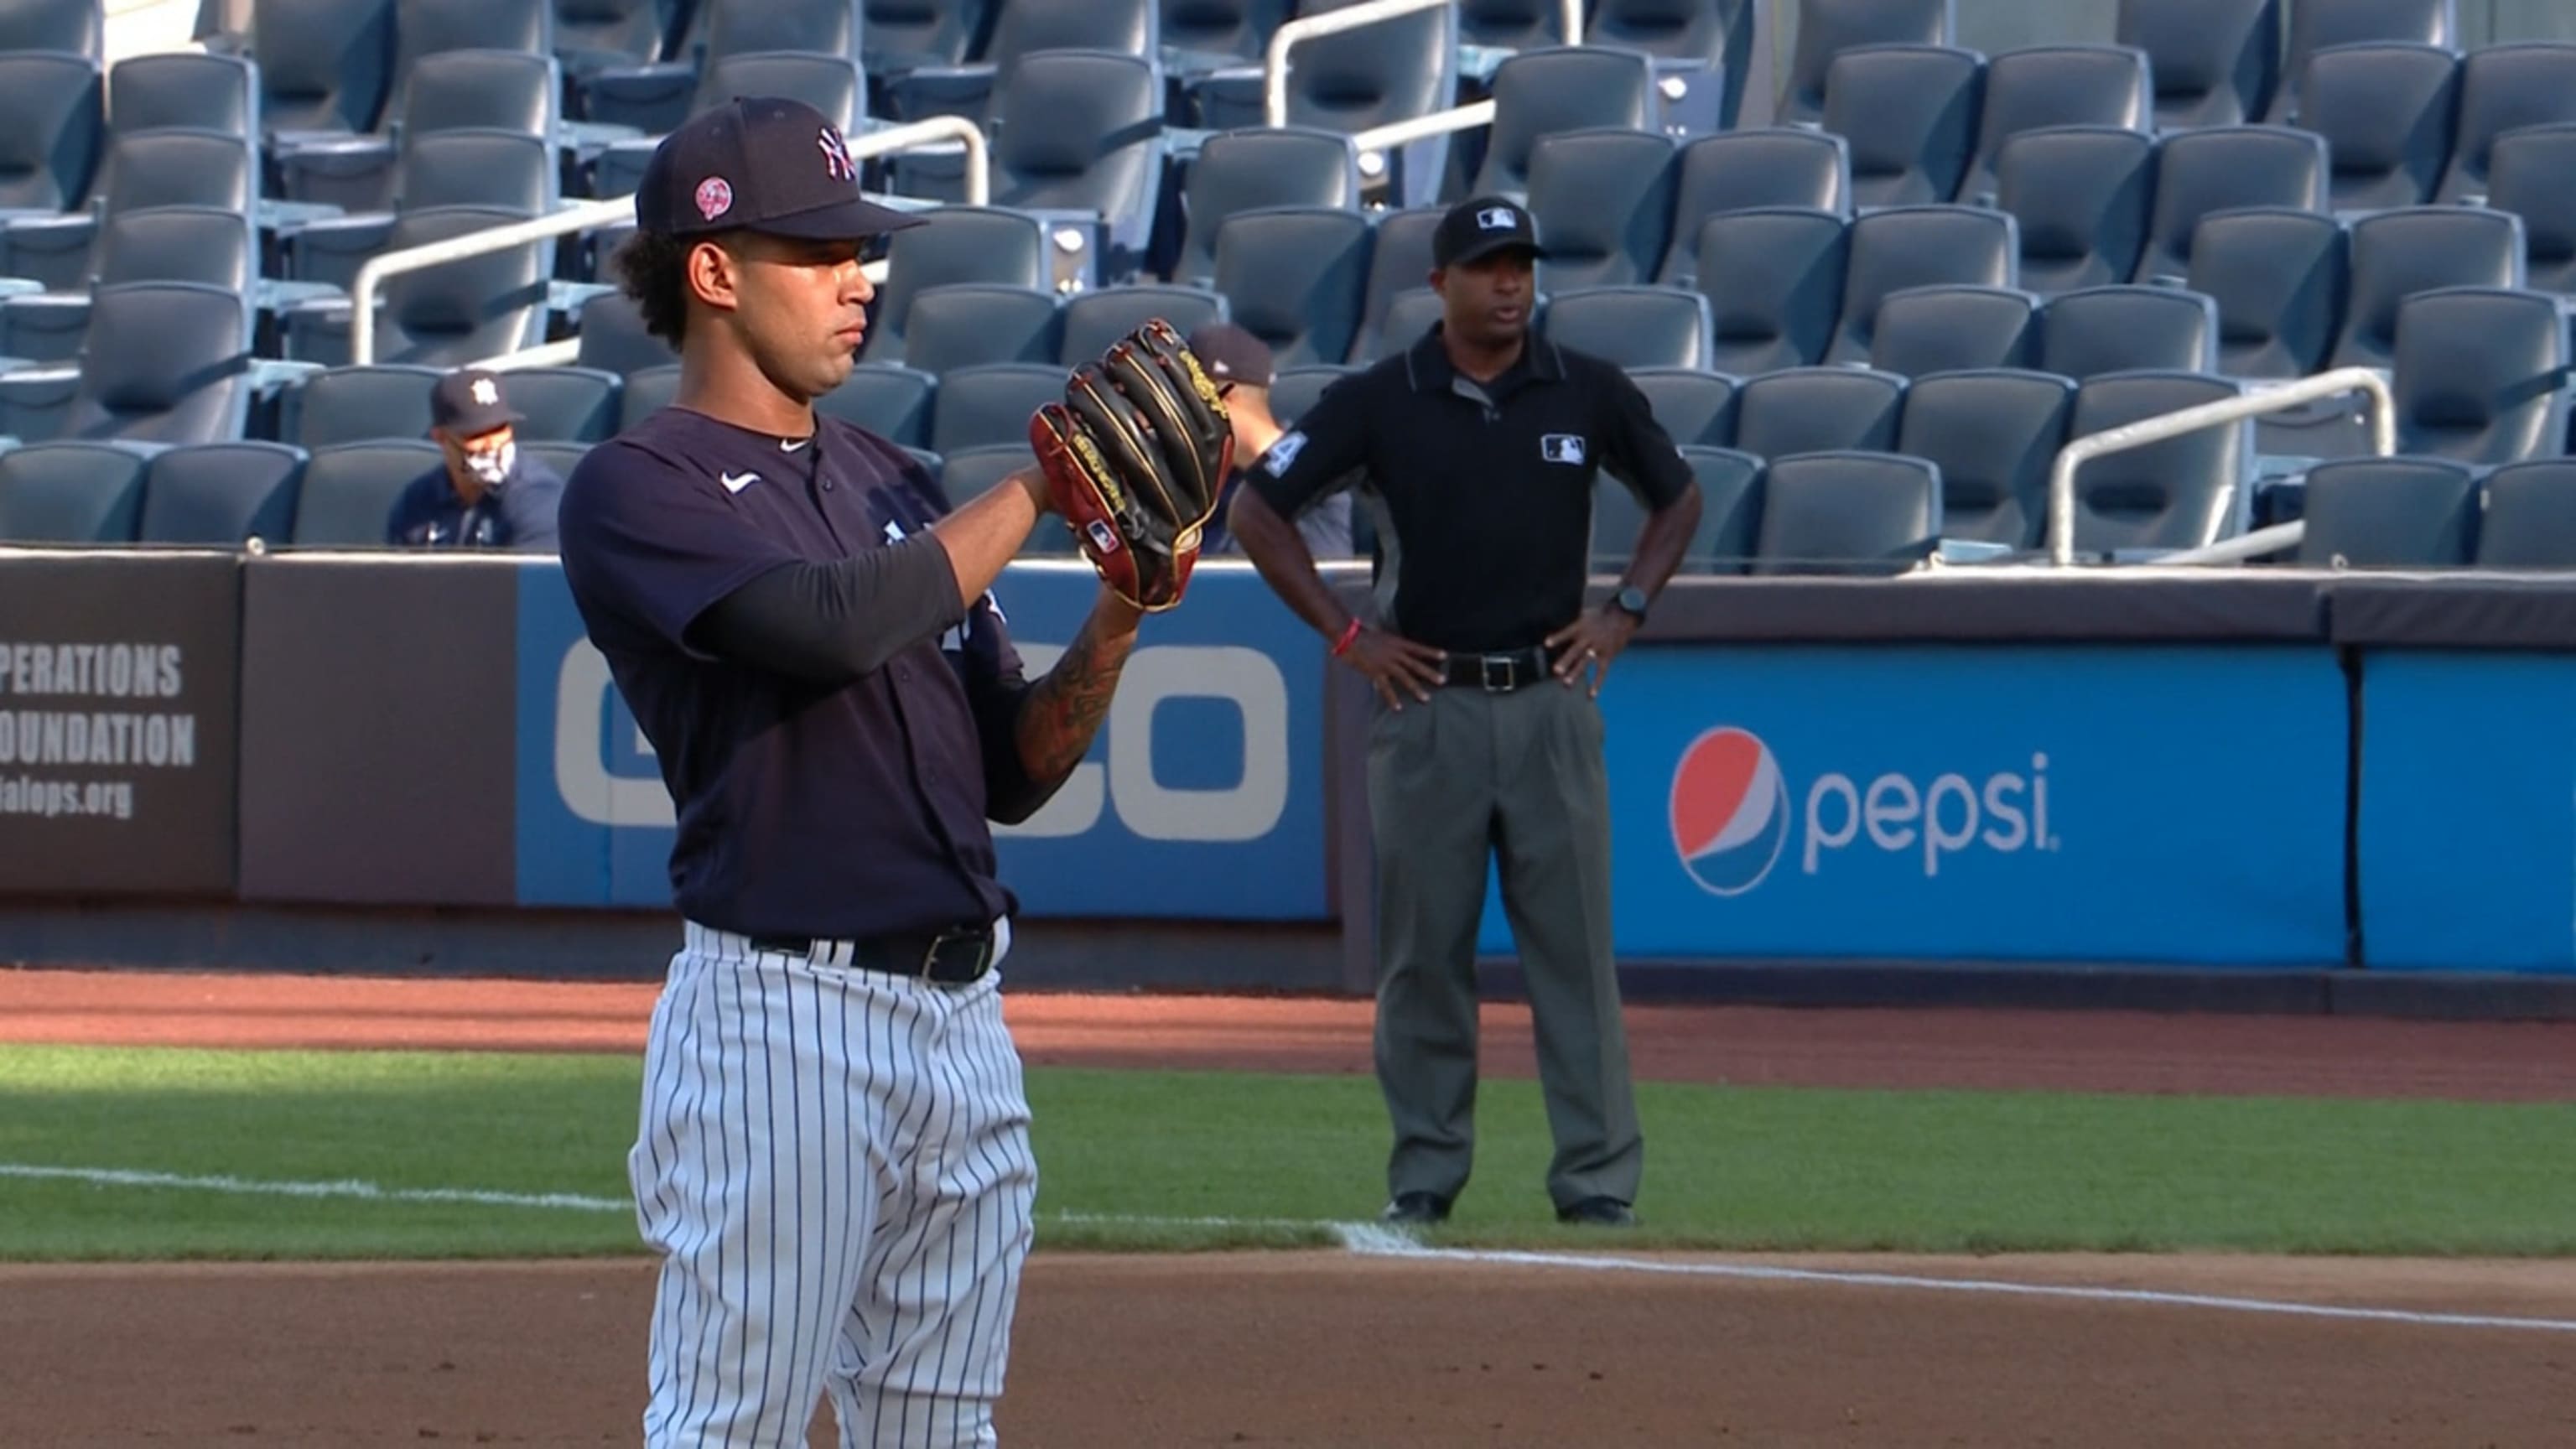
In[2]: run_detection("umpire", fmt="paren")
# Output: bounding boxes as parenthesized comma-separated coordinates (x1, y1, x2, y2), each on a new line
(1227, 196, 1703, 1229)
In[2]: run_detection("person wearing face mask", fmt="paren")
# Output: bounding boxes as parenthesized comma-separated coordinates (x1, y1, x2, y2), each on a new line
(384, 367, 566, 551)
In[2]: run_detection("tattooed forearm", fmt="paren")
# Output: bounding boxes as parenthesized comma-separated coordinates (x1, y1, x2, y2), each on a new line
(1015, 607, 1140, 788)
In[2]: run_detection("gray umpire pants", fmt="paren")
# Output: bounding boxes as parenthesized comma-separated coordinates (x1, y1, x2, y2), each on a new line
(1366, 678, 1644, 1213)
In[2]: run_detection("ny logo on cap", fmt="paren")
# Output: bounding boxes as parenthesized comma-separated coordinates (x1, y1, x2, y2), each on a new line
(818, 126, 856, 183)
(470, 377, 499, 408)
(1478, 206, 1519, 231)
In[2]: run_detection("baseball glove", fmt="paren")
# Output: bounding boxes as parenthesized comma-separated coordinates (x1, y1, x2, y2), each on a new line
(1029, 319, 1233, 612)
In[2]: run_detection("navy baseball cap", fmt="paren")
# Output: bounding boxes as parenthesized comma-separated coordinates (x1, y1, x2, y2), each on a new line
(1432, 195, 1549, 267)
(1187, 322, 1275, 388)
(635, 96, 927, 241)
(430, 367, 522, 435)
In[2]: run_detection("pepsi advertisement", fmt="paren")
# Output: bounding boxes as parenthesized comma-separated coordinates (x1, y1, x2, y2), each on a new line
(512, 559, 1331, 919)
(1478, 643, 2350, 965)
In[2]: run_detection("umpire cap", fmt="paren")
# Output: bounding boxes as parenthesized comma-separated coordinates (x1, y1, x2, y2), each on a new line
(1432, 195, 1549, 268)
(636, 96, 927, 242)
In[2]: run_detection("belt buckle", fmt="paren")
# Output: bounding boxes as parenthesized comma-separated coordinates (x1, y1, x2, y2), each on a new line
(922, 927, 994, 984)
(1479, 653, 1514, 693)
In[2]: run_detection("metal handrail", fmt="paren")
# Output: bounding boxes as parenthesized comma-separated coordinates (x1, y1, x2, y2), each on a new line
(1265, 0, 1545, 129)
(351, 117, 990, 366)
(2046, 367, 2398, 567)
(1350, 100, 1497, 156)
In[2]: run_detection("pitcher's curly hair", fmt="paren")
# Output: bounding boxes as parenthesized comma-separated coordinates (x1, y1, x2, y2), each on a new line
(612, 229, 696, 347)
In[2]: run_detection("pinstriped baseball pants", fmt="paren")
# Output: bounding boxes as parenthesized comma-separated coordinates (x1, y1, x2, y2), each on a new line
(631, 923, 1036, 1446)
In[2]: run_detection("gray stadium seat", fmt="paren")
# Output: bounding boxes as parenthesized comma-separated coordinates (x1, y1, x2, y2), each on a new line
(2271, 0, 2454, 123)
(1472, 46, 1657, 200)
(1268, 364, 1353, 427)
(987, 50, 1166, 268)
(1628, 366, 1738, 448)
(2133, 126, 2329, 285)
(555, 0, 683, 80)
(106, 50, 257, 140)
(1820, 44, 1981, 209)
(896, 283, 1063, 377)
(574, 293, 678, 379)
(1353, 207, 1445, 361)
(0, 442, 147, 543)
(887, 0, 1150, 128)
(1058, 285, 1229, 366)
(2487, 124, 2576, 296)
(521, 440, 589, 480)
(1367, 287, 1445, 362)
(1753, 450, 1941, 575)
(51, 282, 253, 447)
(0, 0, 101, 55)
(1894, 367, 2076, 549)
(1190, 0, 1456, 207)
(0, 206, 254, 367)
(2184, 206, 2348, 380)
(1993, 126, 2157, 296)
(389, 0, 554, 97)
(139, 441, 306, 546)
(250, 0, 396, 139)
(0, 52, 101, 221)
(1867, 284, 2040, 377)
(1541, 287, 1711, 370)
(1732, 366, 1907, 460)
(2040, 285, 2220, 380)
(2298, 43, 2459, 212)
(2436, 43, 2576, 205)
(699, 50, 861, 133)
(1212, 205, 1371, 370)
(930, 362, 1065, 454)
(2293, 455, 2478, 568)
(1462, 0, 1570, 49)
(5, 127, 250, 294)
(1694, 206, 1848, 375)
(1959, 44, 2153, 207)
(859, 206, 1047, 366)
(1781, 0, 1956, 125)
(584, 0, 863, 134)
(617, 363, 680, 433)
(286, 365, 444, 449)
(1172, 127, 1362, 286)
(1826, 205, 2017, 366)
(1160, 0, 1282, 70)
(940, 443, 1044, 514)
(2391, 287, 2571, 465)
(1593, 444, 1762, 572)
(2117, 0, 2278, 130)
(818, 363, 936, 448)
(2064, 371, 2249, 555)
(859, 0, 992, 74)
(2331, 206, 2525, 371)
(2475, 459, 2576, 569)
(501, 366, 623, 443)
(1528, 128, 1676, 293)
(282, 205, 552, 369)
(1659, 130, 1850, 285)
(1588, 0, 1757, 132)
(277, 48, 559, 214)
(291, 439, 439, 546)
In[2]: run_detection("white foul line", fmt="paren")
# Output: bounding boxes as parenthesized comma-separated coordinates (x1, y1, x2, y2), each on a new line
(0, 1163, 631, 1213)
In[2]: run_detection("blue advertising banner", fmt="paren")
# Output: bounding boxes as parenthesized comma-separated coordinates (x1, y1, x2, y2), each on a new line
(1478, 643, 2350, 965)
(2355, 651, 2576, 974)
(513, 559, 1330, 919)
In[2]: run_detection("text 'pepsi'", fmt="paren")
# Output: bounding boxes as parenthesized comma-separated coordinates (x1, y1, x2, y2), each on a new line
(1801, 755, 2053, 877)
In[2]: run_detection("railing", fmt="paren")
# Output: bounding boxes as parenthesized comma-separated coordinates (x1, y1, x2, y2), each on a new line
(1350, 100, 1497, 157)
(2046, 367, 2398, 567)
(351, 117, 991, 366)
(1265, 0, 1574, 129)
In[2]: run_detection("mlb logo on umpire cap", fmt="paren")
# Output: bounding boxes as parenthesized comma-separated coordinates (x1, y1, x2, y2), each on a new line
(1478, 206, 1518, 230)
(636, 95, 925, 242)
(1432, 195, 1550, 268)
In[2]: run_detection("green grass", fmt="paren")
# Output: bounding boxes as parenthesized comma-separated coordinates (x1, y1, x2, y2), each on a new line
(3, 1045, 2573, 1262)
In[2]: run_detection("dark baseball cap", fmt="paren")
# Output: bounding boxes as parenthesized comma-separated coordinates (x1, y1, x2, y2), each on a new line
(430, 368, 522, 436)
(635, 96, 928, 242)
(1432, 195, 1549, 268)
(1187, 322, 1275, 388)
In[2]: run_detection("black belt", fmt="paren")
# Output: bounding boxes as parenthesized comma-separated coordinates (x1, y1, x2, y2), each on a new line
(1436, 644, 1557, 693)
(748, 925, 998, 984)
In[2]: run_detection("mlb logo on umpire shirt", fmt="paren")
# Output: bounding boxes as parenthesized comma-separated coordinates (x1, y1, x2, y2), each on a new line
(1541, 434, 1587, 465)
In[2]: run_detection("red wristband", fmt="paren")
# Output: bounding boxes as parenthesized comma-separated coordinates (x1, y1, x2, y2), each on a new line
(1332, 618, 1363, 657)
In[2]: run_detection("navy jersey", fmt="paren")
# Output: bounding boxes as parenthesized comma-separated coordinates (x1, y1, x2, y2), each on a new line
(554, 407, 1027, 939)
(384, 455, 564, 550)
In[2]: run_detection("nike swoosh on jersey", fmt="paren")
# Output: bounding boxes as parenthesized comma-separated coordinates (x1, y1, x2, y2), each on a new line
(780, 437, 811, 453)
(720, 470, 760, 494)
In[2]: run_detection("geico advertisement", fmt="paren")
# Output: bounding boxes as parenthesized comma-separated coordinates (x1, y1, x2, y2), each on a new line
(515, 562, 1329, 919)
(1474, 643, 2351, 966)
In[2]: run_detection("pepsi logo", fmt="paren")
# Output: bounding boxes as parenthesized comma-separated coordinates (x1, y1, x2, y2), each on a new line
(1670, 726, 1789, 896)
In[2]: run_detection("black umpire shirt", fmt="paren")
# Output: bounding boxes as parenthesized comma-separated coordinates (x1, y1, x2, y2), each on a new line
(1248, 324, 1695, 653)
(556, 408, 1035, 940)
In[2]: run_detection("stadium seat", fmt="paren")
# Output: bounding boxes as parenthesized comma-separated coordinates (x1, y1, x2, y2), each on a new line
(138, 441, 307, 547)
(2475, 459, 2576, 568)
(1587, 0, 1758, 132)
(0, 207, 256, 368)
(2184, 207, 2348, 380)
(2064, 370, 2250, 555)
(499, 367, 622, 444)
(940, 443, 1044, 514)
(2293, 455, 2478, 568)
(1471, 47, 1658, 200)
(1171, 127, 1362, 286)
(1352, 207, 1445, 363)
(986, 50, 1166, 271)
(1992, 126, 2157, 296)
(1158, 0, 1282, 72)
(1867, 284, 2040, 377)
(1894, 367, 2076, 549)
(0, 441, 146, 543)
(887, 0, 1152, 128)
(290, 439, 440, 546)
(1461, 0, 1571, 50)
(284, 364, 444, 449)
(584, 0, 864, 135)
(1593, 444, 1762, 572)
(2331, 206, 2525, 371)
(2298, 43, 2459, 212)
(2117, 0, 2278, 130)
(0, 52, 101, 224)
(2437, 43, 2576, 204)
(1528, 129, 1676, 293)
(1542, 287, 1711, 371)
(1959, 44, 2153, 207)
(894, 283, 1063, 377)
(1820, 44, 1981, 209)
(2486, 124, 2576, 295)
(554, 0, 683, 83)
(589, 51, 863, 198)
(389, 0, 555, 91)
(1732, 366, 1907, 460)
(4, 127, 249, 294)
(277, 47, 560, 215)
(1694, 206, 1848, 375)
(521, 439, 588, 479)
(2133, 126, 2329, 284)
(1659, 130, 1850, 286)
(2390, 286, 2571, 465)
(1058, 285, 1229, 366)
(1189, 0, 1457, 207)
(282, 205, 553, 370)
(1753, 450, 1941, 575)
(250, 0, 397, 140)
(2270, 0, 2455, 123)
(930, 362, 1066, 454)
(1628, 366, 1739, 448)
(857, 206, 1047, 366)
(106, 51, 258, 142)
(1780, 0, 1957, 125)
(0, 0, 101, 55)
(1267, 364, 1353, 426)
(859, 0, 990, 73)
(1212, 206, 1371, 370)
(818, 362, 936, 449)
(1826, 205, 2017, 366)
(1367, 288, 1445, 362)
(2040, 285, 2220, 380)
(617, 363, 680, 432)
(34, 282, 252, 448)
(574, 293, 677, 379)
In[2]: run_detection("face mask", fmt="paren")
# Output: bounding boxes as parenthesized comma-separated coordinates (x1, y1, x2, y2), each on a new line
(463, 441, 515, 489)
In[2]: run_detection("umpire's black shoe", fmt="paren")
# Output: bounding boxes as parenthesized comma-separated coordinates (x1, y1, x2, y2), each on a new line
(1556, 1196, 1638, 1228)
(1383, 1192, 1452, 1225)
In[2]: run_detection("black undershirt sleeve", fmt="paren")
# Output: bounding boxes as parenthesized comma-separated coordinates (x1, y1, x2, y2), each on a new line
(688, 538, 969, 684)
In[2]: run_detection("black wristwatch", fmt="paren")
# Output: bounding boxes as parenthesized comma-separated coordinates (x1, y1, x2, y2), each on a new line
(1611, 585, 1651, 623)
